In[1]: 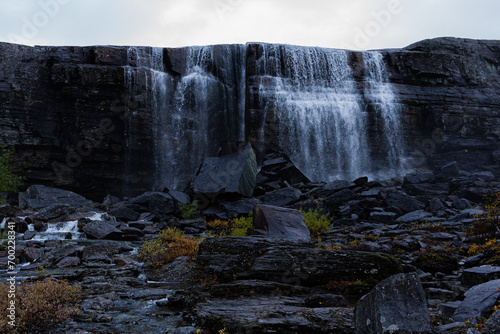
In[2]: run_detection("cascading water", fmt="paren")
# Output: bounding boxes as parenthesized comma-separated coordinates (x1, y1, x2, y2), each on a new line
(125, 45, 246, 192)
(254, 44, 371, 181)
(253, 44, 407, 182)
(363, 51, 407, 177)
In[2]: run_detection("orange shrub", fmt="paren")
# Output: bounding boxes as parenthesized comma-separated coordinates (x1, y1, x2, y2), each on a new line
(137, 227, 200, 267)
(0, 279, 81, 333)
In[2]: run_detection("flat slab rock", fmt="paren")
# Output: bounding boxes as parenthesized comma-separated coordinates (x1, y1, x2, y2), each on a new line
(253, 204, 310, 241)
(461, 265, 500, 288)
(197, 237, 403, 285)
(355, 273, 432, 334)
(19, 185, 93, 210)
(195, 296, 354, 334)
(453, 279, 500, 324)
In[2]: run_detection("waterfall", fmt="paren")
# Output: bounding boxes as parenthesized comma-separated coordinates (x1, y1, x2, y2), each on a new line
(363, 51, 407, 177)
(254, 44, 371, 181)
(123, 44, 406, 193)
(253, 45, 407, 182)
(125, 45, 246, 192)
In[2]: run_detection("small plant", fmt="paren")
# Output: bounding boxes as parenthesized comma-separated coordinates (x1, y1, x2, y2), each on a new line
(407, 221, 447, 233)
(0, 146, 24, 203)
(205, 213, 253, 237)
(231, 213, 253, 237)
(326, 277, 378, 296)
(137, 227, 200, 267)
(179, 201, 198, 220)
(205, 218, 235, 232)
(466, 192, 500, 242)
(0, 279, 81, 333)
(301, 207, 333, 237)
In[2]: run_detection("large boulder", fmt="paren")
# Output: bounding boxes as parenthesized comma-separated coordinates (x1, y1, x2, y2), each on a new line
(131, 191, 177, 217)
(194, 296, 354, 334)
(82, 220, 123, 240)
(197, 237, 403, 285)
(395, 210, 432, 223)
(260, 187, 302, 207)
(191, 143, 257, 197)
(383, 191, 425, 214)
(253, 204, 310, 241)
(19, 185, 93, 210)
(461, 265, 500, 288)
(354, 273, 432, 334)
(404, 172, 435, 184)
(483, 310, 500, 334)
(452, 279, 500, 324)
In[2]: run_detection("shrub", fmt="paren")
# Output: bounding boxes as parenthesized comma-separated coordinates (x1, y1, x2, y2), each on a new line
(205, 218, 235, 232)
(205, 213, 253, 237)
(179, 201, 198, 220)
(466, 192, 500, 242)
(231, 213, 253, 237)
(301, 207, 333, 237)
(0, 146, 23, 203)
(137, 227, 200, 267)
(0, 279, 81, 333)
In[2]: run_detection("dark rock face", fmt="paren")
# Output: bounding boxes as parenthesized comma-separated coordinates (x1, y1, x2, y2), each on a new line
(253, 204, 310, 241)
(19, 185, 93, 209)
(82, 220, 123, 240)
(196, 237, 403, 285)
(2, 37, 500, 199)
(354, 273, 431, 334)
(191, 143, 257, 197)
(452, 279, 500, 324)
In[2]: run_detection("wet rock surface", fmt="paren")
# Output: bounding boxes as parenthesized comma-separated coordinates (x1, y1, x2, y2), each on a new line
(1, 161, 500, 333)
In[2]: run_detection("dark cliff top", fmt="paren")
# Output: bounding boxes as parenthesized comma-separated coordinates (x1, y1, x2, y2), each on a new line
(404, 37, 500, 55)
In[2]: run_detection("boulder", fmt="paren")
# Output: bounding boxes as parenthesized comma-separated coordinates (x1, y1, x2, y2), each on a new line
(441, 161, 460, 177)
(131, 191, 177, 217)
(461, 266, 500, 288)
(220, 198, 259, 217)
(483, 310, 500, 334)
(108, 205, 141, 222)
(28, 203, 73, 223)
(82, 243, 121, 260)
(195, 296, 354, 334)
(322, 189, 358, 212)
(82, 220, 123, 240)
(57, 256, 81, 268)
(24, 247, 41, 262)
(19, 185, 93, 210)
(370, 211, 397, 224)
(453, 279, 500, 324)
(191, 143, 257, 197)
(253, 204, 310, 241)
(315, 180, 355, 198)
(354, 273, 432, 334)
(404, 183, 450, 196)
(260, 187, 302, 207)
(197, 237, 403, 285)
(383, 191, 425, 214)
(396, 210, 433, 223)
(404, 172, 435, 184)
(428, 197, 446, 212)
(168, 191, 190, 206)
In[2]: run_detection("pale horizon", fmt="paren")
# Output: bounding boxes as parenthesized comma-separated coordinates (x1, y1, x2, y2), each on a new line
(0, 0, 499, 51)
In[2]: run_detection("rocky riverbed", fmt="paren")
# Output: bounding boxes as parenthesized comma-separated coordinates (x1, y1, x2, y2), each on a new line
(2, 157, 500, 333)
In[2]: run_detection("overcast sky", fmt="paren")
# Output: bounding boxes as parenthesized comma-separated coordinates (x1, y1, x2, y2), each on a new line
(1, 0, 499, 50)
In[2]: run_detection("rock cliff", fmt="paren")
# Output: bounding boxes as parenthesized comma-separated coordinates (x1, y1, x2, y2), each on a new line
(1, 37, 499, 199)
